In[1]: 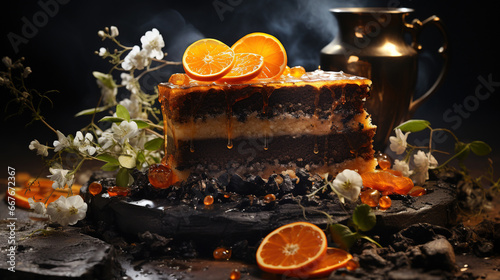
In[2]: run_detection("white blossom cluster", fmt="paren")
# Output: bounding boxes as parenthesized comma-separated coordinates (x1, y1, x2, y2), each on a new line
(389, 128, 438, 185)
(25, 26, 170, 226)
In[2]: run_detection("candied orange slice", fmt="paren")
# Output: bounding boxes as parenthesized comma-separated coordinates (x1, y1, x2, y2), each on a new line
(256, 222, 327, 275)
(182, 38, 235, 81)
(288, 248, 354, 278)
(218, 53, 264, 83)
(361, 170, 414, 195)
(231, 32, 287, 79)
(6, 178, 81, 209)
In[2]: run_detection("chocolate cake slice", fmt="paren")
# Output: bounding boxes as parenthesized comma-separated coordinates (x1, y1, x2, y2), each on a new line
(158, 70, 377, 179)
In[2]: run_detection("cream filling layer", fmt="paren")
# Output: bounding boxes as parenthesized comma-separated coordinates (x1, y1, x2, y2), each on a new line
(168, 110, 375, 140)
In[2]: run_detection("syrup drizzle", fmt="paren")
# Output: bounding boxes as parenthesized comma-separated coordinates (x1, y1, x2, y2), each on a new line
(225, 89, 234, 149)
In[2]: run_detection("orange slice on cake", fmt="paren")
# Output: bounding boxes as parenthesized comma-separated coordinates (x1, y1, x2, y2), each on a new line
(182, 38, 235, 81)
(231, 32, 287, 79)
(218, 53, 264, 83)
(256, 222, 327, 275)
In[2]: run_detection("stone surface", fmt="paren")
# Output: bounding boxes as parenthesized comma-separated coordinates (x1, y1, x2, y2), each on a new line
(0, 219, 116, 280)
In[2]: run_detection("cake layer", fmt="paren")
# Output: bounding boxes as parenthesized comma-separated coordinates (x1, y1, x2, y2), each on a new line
(173, 128, 376, 177)
(160, 75, 371, 124)
(169, 110, 373, 140)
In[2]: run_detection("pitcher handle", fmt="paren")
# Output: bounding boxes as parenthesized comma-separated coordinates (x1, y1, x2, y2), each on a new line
(405, 15, 450, 118)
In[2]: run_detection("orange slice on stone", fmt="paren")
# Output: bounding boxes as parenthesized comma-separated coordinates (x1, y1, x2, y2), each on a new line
(231, 32, 287, 79)
(182, 38, 235, 81)
(256, 222, 327, 275)
(218, 53, 264, 83)
(288, 247, 354, 278)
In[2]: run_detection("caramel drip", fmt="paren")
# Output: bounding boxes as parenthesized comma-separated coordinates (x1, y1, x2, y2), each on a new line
(340, 86, 346, 104)
(161, 101, 169, 164)
(313, 88, 321, 155)
(261, 86, 273, 151)
(225, 89, 234, 149)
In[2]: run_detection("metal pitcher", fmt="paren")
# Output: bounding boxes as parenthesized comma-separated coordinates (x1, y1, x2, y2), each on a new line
(320, 7, 449, 150)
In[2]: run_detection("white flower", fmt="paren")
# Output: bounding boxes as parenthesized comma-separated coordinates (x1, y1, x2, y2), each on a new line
(98, 47, 107, 57)
(110, 26, 119, 37)
(97, 129, 115, 151)
(140, 28, 165, 60)
(46, 195, 87, 226)
(411, 151, 438, 185)
(112, 120, 139, 145)
(331, 169, 363, 203)
(29, 139, 49, 157)
(48, 167, 74, 190)
(53, 130, 71, 152)
(122, 45, 149, 71)
(393, 159, 412, 177)
(389, 128, 410, 155)
(28, 198, 47, 215)
(74, 131, 97, 156)
(120, 73, 141, 95)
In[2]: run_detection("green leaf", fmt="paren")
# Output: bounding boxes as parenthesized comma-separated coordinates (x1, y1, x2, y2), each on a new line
(116, 168, 131, 187)
(116, 104, 130, 121)
(98, 116, 125, 123)
(470, 141, 492, 156)
(93, 71, 117, 89)
(133, 119, 150, 129)
(118, 154, 136, 169)
(396, 119, 430, 133)
(101, 162, 119, 172)
(144, 137, 164, 151)
(136, 151, 146, 165)
(352, 204, 377, 232)
(329, 224, 359, 250)
(96, 153, 120, 165)
(454, 142, 470, 161)
(75, 105, 110, 117)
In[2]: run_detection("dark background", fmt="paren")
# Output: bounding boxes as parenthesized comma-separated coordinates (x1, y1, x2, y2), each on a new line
(1, 0, 499, 178)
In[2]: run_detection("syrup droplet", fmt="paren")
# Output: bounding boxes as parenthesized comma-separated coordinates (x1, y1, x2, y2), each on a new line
(189, 140, 195, 153)
(148, 163, 173, 189)
(282, 66, 291, 76)
(313, 142, 319, 154)
(290, 66, 306, 77)
(204, 195, 214, 206)
(263, 194, 276, 204)
(213, 247, 232, 260)
(264, 134, 269, 151)
(88, 182, 103, 196)
(408, 186, 426, 197)
(360, 188, 381, 207)
(168, 73, 189, 86)
(107, 186, 129, 197)
(230, 269, 241, 280)
(227, 138, 233, 149)
(379, 195, 392, 209)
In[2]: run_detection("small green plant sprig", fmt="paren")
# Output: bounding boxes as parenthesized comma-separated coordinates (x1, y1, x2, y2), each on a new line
(395, 119, 492, 168)
(329, 204, 381, 250)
